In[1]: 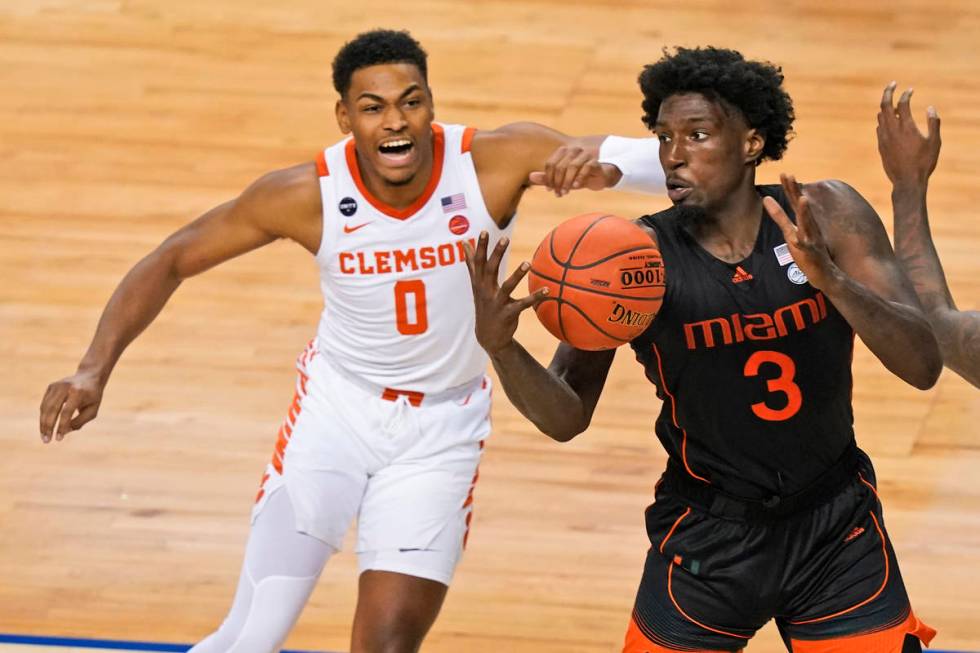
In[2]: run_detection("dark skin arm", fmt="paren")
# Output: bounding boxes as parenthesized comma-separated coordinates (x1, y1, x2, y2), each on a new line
(38, 163, 323, 442)
(764, 174, 942, 390)
(471, 123, 623, 225)
(876, 82, 980, 388)
(462, 232, 616, 442)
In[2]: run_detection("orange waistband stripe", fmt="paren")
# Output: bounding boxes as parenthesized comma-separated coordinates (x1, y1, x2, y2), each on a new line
(381, 387, 425, 406)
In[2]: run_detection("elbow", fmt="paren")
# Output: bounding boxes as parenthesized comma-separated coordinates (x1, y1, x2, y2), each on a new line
(920, 354, 943, 390)
(909, 339, 943, 390)
(547, 428, 585, 443)
(538, 418, 589, 443)
(909, 362, 941, 390)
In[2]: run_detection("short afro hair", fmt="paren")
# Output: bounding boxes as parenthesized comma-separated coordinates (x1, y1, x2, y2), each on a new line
(332, 29, 428, 98)
(639, 47, 794, 164)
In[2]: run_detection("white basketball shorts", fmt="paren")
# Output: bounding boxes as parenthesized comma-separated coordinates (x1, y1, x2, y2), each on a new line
(252, 339, 491, 586)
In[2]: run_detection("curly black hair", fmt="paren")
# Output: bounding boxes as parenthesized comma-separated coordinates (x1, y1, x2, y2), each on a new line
(639, 47, 794, 164)
(332, 29, 428, 98)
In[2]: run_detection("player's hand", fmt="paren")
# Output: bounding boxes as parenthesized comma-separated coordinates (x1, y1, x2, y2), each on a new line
(528, 145, 622, 197)
(39, 369, 105, 443)
(764, 174, 838, 291)
(463, 231, 549, 354)
(876, 81, 941, 191)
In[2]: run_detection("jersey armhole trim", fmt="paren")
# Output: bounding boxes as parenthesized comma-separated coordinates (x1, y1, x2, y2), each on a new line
(461, 127, 477, 153)
(316, 150, 329, 177)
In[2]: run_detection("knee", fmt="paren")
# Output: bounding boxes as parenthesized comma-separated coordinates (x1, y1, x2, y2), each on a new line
(352, 610, 430, 653)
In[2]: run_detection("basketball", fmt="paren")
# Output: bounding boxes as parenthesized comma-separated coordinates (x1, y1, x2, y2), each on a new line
(528, 212, 666, 350)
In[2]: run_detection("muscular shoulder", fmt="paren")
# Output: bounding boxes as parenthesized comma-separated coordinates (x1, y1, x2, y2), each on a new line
(470, 122, 567, 174)
(238, 162, 323, 251)
(245, 162, 321, 214)
(801, 179, 890, 254)
(802, 180, 878, 232)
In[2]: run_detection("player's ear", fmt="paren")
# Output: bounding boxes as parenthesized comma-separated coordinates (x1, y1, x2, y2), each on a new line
(744, 128, 765, 165)
(336, 99, 351, 135)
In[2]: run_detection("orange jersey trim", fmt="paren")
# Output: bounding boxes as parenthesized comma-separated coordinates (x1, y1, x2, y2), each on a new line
(462, 461, 482, 549)
(652, 343, 710, 483)
(344, 123, 446, 221)
(315, 150, 329, 177)
(267, 340, 317, 478)
(789, 611, 936, 652)
(461, 126, 476, 153)
(659, 506, 691, 554)
(667, 562, 746, 639)
(623, 614, 741, 653)
(789, 511, 889, 625)
(859, 473, 880, 501)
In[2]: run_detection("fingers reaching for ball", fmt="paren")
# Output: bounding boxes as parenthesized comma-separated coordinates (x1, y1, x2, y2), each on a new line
(463, 232, 549, 355)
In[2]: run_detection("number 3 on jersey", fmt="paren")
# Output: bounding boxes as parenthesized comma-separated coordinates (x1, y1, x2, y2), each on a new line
(743, 350, 802, 421)
(395, 280, 428, 335)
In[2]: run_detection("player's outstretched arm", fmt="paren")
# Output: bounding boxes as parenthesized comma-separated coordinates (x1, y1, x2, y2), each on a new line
(38, 163, 322, 443)
(877, 82, 980, 388)
(764, 174, 942, 390)
(462, 232, 615, 441)
(470, 124, 662, 222)
(529, 135, 664, 197)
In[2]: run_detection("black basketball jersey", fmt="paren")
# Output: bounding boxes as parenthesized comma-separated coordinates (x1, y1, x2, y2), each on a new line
(630, 185, 856, 499)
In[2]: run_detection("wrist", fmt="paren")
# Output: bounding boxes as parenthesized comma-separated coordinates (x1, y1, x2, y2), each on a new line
(891, 182, 928, 201)
(77, 354, 114, 386)
(487, 338, 520, 360)
(598, 135, 663, 194)
(817, 263, 847, 295)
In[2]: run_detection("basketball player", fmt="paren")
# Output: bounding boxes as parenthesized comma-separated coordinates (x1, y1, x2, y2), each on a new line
(877, 82, 980, 388)
(36, 29, 660, 653)
(466, 47, 942, 652)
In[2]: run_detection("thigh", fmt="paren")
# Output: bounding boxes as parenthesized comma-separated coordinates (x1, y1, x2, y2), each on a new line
(776, 471, 936, 650)
(625, 494, 772, 652)
(356, 388, 489, 585)
(255, 348, 374, 550)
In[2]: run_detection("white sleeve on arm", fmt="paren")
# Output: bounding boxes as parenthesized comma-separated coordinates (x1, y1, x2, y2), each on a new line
(598, 135, 665, 195)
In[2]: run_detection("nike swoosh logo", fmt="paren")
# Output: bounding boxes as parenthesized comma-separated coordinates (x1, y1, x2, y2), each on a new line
(343, 222, 372, 234)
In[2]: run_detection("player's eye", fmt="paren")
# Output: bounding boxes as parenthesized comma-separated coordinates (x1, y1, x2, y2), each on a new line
(362, 104, 381, 113)
(657, 133, 671, 143)
(404, 98, 421, 108)
(691, 130, 709, 141)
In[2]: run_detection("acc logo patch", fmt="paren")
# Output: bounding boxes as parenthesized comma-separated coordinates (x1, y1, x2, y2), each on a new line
(787, 262, 808, 285)
(448, 215, 469, 235)
(338, 197, 358, 217)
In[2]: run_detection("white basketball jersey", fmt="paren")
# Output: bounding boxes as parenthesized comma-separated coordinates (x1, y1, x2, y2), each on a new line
(314, 123, 514, 393)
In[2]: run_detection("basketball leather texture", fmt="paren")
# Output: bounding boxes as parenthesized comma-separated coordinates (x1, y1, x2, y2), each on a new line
(528, 212, 666, 350)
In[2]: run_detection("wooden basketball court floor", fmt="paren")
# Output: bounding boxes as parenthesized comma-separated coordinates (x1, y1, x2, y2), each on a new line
(2, 1, 978, 651)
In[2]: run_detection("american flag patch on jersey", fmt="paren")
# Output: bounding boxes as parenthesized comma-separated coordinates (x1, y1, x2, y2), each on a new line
(441, 193, 466, 213)
(774, 243, 794, 266)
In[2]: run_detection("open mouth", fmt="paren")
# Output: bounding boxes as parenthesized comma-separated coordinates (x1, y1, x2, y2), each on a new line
(666, 178, 693, 203)
(378, 138, 415, 164)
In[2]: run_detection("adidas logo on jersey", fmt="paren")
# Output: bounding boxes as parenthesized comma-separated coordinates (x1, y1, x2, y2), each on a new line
(731, 265, 753, 284)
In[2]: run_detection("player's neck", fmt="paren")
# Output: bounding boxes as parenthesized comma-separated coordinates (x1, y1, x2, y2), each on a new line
(355, 144, 435, 211)
(694, 180, 764, 263)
